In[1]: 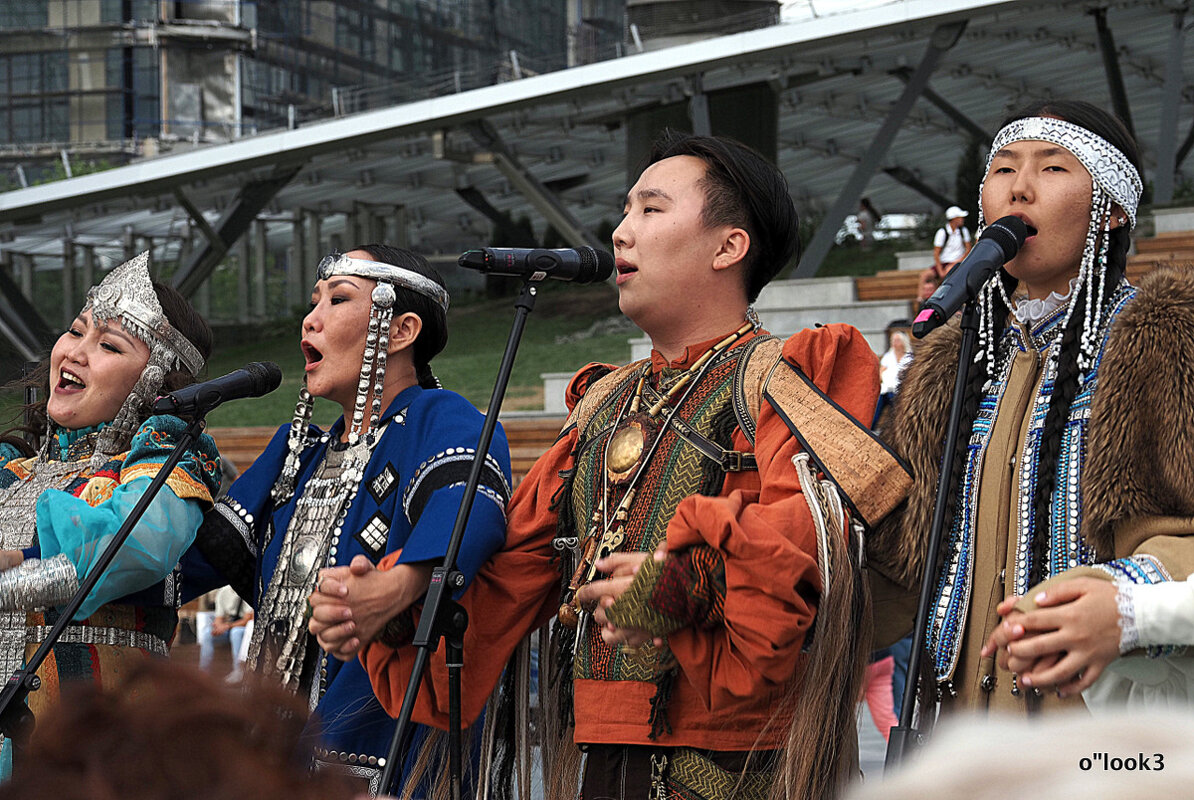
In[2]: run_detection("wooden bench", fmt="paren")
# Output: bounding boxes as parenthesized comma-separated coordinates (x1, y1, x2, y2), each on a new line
(854, 271, 920, 303)
(208, 415, 566, 488)
(854, 242, 1191, 306)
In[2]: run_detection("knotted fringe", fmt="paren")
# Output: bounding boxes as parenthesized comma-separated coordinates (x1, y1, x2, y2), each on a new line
(766, 519, 871, 800)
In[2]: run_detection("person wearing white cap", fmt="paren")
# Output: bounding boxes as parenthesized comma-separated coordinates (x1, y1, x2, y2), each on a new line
(919, 205, 974, 301)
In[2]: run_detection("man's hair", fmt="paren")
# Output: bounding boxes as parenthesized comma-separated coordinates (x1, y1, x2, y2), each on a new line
(645, 130, 800, 302)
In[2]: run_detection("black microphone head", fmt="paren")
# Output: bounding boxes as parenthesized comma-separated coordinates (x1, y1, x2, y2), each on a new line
(981, 215, 1030, 260)
(245, 361, 283, 395)
(577, 247, 615, 284)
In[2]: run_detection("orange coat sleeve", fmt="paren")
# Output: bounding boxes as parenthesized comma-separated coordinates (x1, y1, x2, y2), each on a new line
(665, 323, 879, 711)
(360, 426, 575, 729)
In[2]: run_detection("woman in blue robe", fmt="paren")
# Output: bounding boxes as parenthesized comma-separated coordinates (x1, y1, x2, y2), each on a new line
(184, 244, 510, 795)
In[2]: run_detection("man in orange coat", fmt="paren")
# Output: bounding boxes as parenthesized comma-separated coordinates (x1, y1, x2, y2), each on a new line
(310, 132, 908, 799)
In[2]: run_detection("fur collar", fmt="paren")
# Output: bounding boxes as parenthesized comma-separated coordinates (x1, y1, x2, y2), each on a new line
(867, 264, 1194, 589)
(1084, 264, 1194, 555)
(867, 322, 960, 589)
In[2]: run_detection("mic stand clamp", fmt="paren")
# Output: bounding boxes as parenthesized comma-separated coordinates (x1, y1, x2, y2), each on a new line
(0, 414, 208, 762)
(380, 279, 540, 799)
(885, 298, 980, 770)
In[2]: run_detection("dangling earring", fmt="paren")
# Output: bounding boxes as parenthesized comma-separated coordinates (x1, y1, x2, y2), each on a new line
(349, 283, 395, 445)
(274, 378, 314, 505)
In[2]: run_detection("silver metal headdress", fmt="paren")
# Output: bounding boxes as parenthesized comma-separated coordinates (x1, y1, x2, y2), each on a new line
(80, 251, 206, 460)
(316, 253, 450, 313)
(974, 116, 1138, 378)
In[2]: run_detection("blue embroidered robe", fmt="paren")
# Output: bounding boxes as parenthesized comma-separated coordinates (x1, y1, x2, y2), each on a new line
(183, 385, 510, 792)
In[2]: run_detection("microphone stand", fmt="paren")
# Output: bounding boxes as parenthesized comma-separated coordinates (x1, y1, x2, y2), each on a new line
(380, 278, 541, 799)
(0, 413, 209, 759)
(885, 298, 979, 770)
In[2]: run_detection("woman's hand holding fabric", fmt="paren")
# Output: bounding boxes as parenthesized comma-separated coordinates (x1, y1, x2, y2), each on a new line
(982, 577, 1122, 697)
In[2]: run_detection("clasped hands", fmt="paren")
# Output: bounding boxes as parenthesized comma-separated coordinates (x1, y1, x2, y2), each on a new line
(307, 555, 432, 661)
(575, 543, 667, 651)
(980, 576, 1122, 698)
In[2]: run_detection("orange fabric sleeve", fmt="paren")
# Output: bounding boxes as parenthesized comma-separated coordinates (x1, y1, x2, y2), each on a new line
(665, 323, 880, 711)
(360, 426, 574, 729)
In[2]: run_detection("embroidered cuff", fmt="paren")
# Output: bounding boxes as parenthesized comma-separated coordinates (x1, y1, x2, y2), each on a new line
(376, 608, 416, 649)
(1114, 580, 1139, 655)
(1093, 556, 1184, 659)
(605, 546, 726, 636)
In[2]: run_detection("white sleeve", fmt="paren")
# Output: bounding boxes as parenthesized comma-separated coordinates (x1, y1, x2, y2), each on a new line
(933, 228, 946, 247)
(1123, 576, 1194, 648)
(963, 227, 972, 243)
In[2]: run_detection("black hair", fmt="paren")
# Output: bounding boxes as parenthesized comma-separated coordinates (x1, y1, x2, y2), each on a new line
(1005, 101, 1139, 588)
(1, 281, 213, 454)
(351, 243, 448, 390)
(934, 100, 1140, 592)
(645, 130, 799, 302)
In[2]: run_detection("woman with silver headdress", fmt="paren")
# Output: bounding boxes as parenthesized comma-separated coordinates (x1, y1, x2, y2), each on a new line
(868, 100, 1194, 716)
(183, 244, 511, 794)
(0, 252, 221, 772)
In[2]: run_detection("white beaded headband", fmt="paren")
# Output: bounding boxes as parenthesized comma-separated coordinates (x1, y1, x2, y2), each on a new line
(984, 116, 1142, 229)
(317, 253, 450, 313)
(85, 251, 205, 376)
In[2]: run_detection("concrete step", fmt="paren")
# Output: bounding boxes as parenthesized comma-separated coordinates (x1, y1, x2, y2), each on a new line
(754, 277, 857, 307)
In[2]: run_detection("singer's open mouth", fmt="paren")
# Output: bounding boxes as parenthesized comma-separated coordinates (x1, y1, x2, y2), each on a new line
(301, 342, 323, 367)
(57, 369, 86, 391)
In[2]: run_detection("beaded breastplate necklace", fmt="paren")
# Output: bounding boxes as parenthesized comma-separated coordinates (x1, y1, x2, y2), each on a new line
(556, 324, 757, 688)
(558, 322, 753, 628)
(0, 432, 100, 550)
(249, 422, 385, 700)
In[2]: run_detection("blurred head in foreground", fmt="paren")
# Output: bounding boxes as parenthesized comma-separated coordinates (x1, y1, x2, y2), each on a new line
(0, 659, 352, 800)
(848, 711, 1194, 800)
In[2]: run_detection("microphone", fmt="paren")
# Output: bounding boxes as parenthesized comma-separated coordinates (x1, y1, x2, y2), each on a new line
(153, 362, 283, 415)
(912, 216, 1032, 339)
(458, 247, 615, 284)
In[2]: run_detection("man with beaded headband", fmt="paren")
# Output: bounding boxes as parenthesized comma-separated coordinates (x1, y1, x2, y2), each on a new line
(183, 244, 510, 795)
(869, 100, 1194, 717)
(333, 132, 912, 800)
(0, 251, 221, 775)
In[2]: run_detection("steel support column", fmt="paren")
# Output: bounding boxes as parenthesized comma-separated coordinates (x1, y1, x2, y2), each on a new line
(171, 163, 303, 298)
(0, 254, 54, 361)
(463, 120, 606, 252)
(236, 236, 250, 325)
(1092, 7, 1136, 140)
(305, 210, 322, 290)
(797, 21, 967, 277)
(892, 67, 989, 141)
(81, 245, 96, 295)
(689, 74, 711, 136)
(62, 235, 76, 330)
(253, 218, 267, 320)
(882, 166, 956, 210)
(288, 211, 306, 310)
(1155, 5, 1188, 205)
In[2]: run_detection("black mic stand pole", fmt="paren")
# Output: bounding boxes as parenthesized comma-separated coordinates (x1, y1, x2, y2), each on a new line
(885, 298, 980, 770)
(380, 278, 541, 800)
(0, 413, 209, 759)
